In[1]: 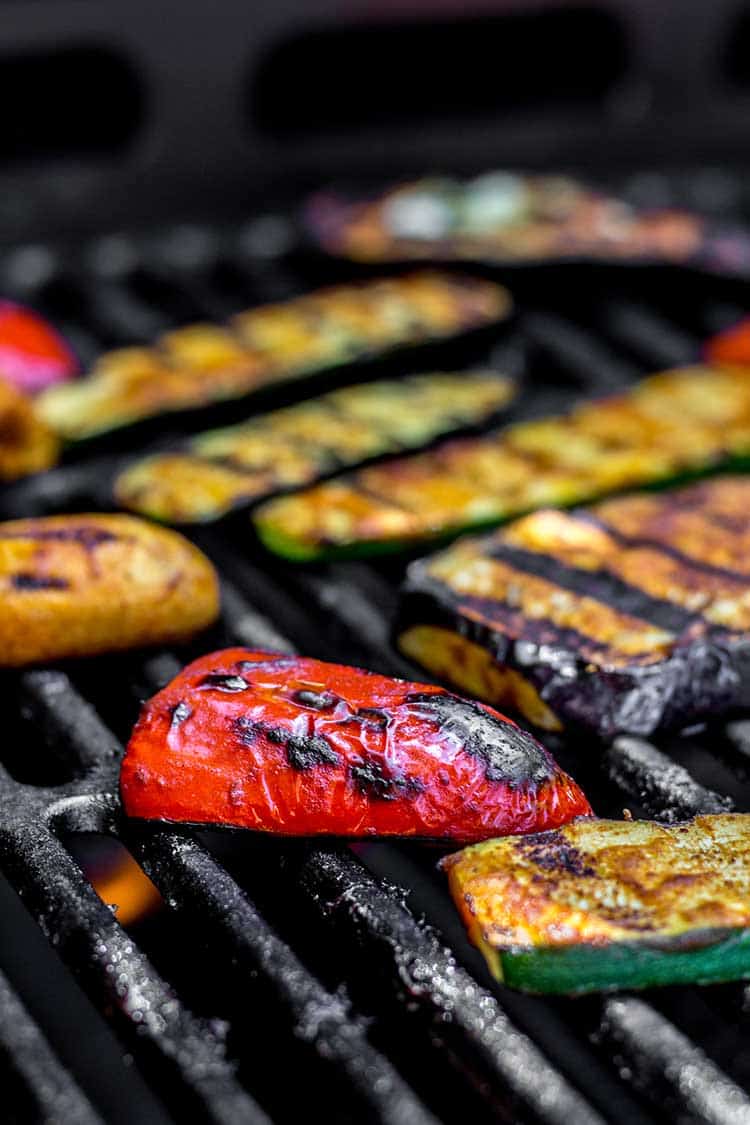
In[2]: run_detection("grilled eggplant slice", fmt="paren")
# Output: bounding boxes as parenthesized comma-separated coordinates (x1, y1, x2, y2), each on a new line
(0, 378, 59, 480)
(120, 648, 591, 840)
(0, 514, 219, 665)
(114, 370, 515, 524)
(307, 174, 708, 266)
(444, 814, 750, 993)
(398, 476, 750, 738)
(36, 272, 511, 442)
(254, 364, 750, 560)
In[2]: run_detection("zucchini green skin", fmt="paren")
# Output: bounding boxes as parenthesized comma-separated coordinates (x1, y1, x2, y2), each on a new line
(444, 814, 750, 994)
(497, 930, 750, 994)
(114, 370, 515, 525)
(253, 365, 750, 561)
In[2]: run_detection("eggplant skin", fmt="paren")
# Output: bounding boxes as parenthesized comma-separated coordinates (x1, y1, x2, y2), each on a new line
(398, 476, 750, 739)
(0, 378, 59, 480)
(36, 272, 511, 442)
(113, 370, 516, 525)
(120, 647, 591, 841)
(444, 814, 750, 993)
(0, 514, 219, 665)
(254, 364, 750, 561)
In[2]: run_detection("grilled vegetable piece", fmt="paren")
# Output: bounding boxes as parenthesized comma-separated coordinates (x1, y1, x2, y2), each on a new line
(114, 370, 516, 523)
(706, 318, 750, 366)
(0, 377, 59, 480)
(307, 174, 707, 266)
(0, 514, 219, 665)
(0, 302, 78, 394)
(36, 272, 511, 442)
(398, 476, 750, 739)
(120, 648, 591, 840)
(254, 364, 750, 560)
(444, 814, 750, 993)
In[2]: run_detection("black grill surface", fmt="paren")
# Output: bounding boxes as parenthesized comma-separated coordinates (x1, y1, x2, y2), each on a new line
(2, 186, 750, 1125)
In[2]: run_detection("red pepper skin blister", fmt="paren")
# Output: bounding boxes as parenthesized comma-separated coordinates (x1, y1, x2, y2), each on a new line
(120, 648, 591, 841)
(705, 318, 750, 366)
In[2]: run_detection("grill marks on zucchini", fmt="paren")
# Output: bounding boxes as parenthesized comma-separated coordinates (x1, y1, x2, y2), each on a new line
(113, 369, 515, 524)
(443, 814, 750, 993)
(398, 477, 750, 738)
(38, 272, 511, 442)
(254, 364, 750, 559)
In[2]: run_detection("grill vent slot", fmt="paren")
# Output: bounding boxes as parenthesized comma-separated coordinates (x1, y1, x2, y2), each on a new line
(0, 45, 143, 163)
(251, 7, 629, 138)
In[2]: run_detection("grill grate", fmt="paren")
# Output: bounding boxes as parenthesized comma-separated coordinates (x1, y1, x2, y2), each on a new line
(2, 191, 750, 1124)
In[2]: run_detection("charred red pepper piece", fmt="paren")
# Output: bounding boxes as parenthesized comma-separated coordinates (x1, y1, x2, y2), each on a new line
(0, 302, 78, 393)
(120, 648, 591, 841)
(705, 317, 750, 366)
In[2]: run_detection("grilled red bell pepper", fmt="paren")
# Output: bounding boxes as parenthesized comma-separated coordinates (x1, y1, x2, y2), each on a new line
(120, 648, 591, 840)
(0, 301, 78, 393)
(705, 317, 750, 366)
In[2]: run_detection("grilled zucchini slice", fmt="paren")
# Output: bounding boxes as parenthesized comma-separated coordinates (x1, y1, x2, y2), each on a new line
(114, 370, 515, 524)
(398, 475, 750, 738)
(36, 272, 510, 441)
(254, 364, 750, 560)
(444, 814, 750, 993)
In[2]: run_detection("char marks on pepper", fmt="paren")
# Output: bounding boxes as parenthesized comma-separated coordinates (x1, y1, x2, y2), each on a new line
(349, 759, 424, 801)
(404, 691, 555, 786)
(200, 673, 250, 692)
(234, 715, 341, 770)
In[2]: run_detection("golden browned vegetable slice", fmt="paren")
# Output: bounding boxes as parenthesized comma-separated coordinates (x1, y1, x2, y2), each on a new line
(254, 364, 750, 560)
(0, 514, 219, 665)
(398, 475, 750, 738)
(114, 370, 515, 523)
(0, 378, 59, 480)
(36, 272, 511, 441)
(443, 814, 750, 993)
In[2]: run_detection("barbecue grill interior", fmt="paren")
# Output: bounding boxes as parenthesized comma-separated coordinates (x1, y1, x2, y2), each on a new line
(4, 2, 750, 1123)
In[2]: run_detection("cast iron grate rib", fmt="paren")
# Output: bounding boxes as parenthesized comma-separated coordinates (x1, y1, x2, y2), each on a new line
(2, 190, 750, 1123)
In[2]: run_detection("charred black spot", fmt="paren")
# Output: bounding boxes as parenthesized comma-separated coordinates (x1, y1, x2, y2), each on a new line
(200, 673, 249, 693)
(515, 833, 596, 876)
(11, 573, 69, 591)
(234, 716, 340, 770)
(170, 701, 192, 727)
(349, 759, 424, 801)
(355, 707, 390, 728)
(293, 689, 340, 711)
(285, 734, 341, 771)
(404, 691, 555, 787)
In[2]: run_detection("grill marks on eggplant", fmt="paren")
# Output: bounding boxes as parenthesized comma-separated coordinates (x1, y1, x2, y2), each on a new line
(121, 648, 591, 839)
(399, 477, 750, 737)
(486, 541, 700, 636)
